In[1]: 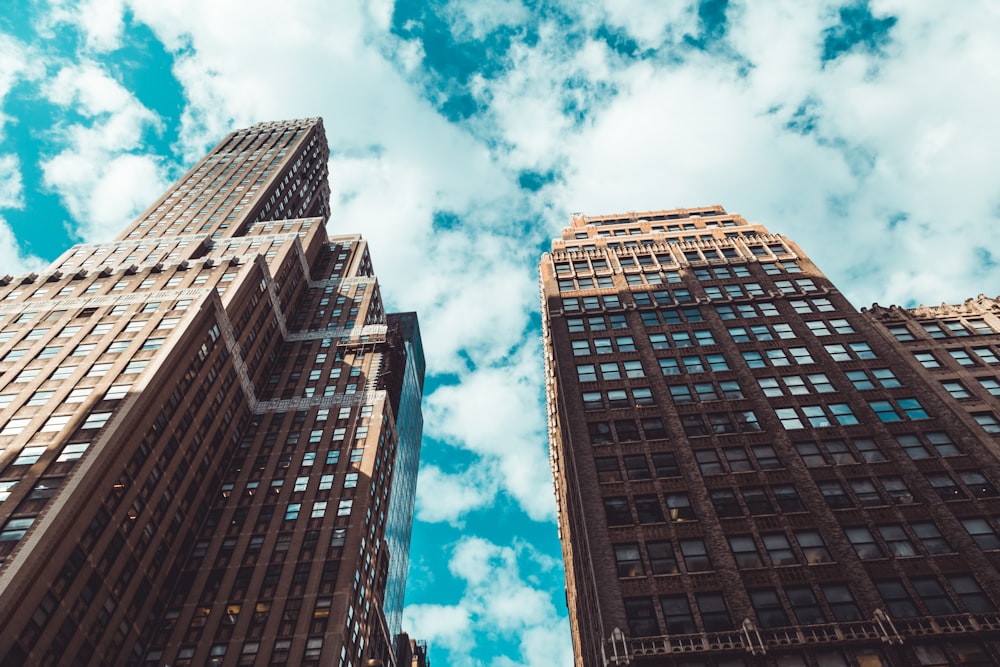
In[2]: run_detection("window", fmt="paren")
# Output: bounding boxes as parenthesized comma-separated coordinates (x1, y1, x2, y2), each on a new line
(825, 342, 875, 361)
(845, 368, 900, 389)
(846, 527, 882, 559)
(659, 595, 695, 634)
(635, 416, 663, 439)
(665, 493, 694, 520)
(914, 351, 941, 368)
(822, 585, 862, 622)
(730, 535, 763, 567)
(973, 346, 999, 364)
(576, 364, 596, 382)
(960, 471, 998, 498)
(588, 421, 612, 444)
(14, 445, 47, 465)
(742, 487, 774, 514)
(614, 544, 643, 577)
(641, 540, 677, 575)
(795, 530, 832, 563)
(57, 442, 89, 461)
(651, 452, 678, 476)
(973, 412, 1000, 433)
(41, 415, 71, 432)
(604, 497, 631, 525)
(912, 577, 955, 615)
(679, 539, 712, 571)
(635, 495, 665, 523)
(912, 521, 951, 554)
(750, 589, 789, 628)
(594, 458, 621, 483)
(948, 349, 974, 366)
(927, 473, 964, 500)
(786, 586, 825, 625)
(977, 377, 1000, 396)
(876, 581, 917, 618)
(921, 323, 948, 338)
(624, 599, 658, 636)
(763, 533, 796, 565)
(888, 325, 914, 341)
(820, 481, 851, 509)
(878, 524, 916, 557)
(696, 593, 732, 631)
(947, 575, 996, 612)
(623, 455, 650, 480)
(82, 412, 112, 429)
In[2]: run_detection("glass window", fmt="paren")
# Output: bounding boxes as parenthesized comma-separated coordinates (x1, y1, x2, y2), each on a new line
(949, 349, 975, 366)
(973, 412, 1000, 433)
(729, 535, 762, 567)
(659, 595, 695, 634)
(750, 589, 789, 628)
(614, 544, 643, 578)
(914, 351, 941, 368)
(623, 455, 650, 480)
(624, 598, 658, 636)
(762, 533, 795, 565)
(787, 586, 825, 625)
(604, 497, 631, 526)
(679, 539, 712, 571)
(696, 592, 732, 631)
(822, 584, 862, 622)
(820, 481, 851, 509)
(595, 458, 621, 483)
(647, 540, 678, 574)
(947, 575, 996, 612)
(961, 518, 1000, 549)
(795, 530, 832, 563)
(876, 580, 918, 618)
(878, 524, 916, 557)
(912, 521, 951, 554)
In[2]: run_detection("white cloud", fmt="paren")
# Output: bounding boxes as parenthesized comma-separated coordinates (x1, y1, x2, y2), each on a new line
(40, 61, 168, 242)
(403, 536, 571, 667)
(414, 463, 499, 524)
(0, 154, 24, 209)
(442, 0, 530, 42)
(36, 0, 127, 52)
(421, 342, 555, 522)
(0, 216, 46, 277)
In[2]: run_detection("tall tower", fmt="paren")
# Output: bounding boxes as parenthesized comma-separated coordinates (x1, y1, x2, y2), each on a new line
(540, 206, 1000, 667)
(0, 118, 424, 667)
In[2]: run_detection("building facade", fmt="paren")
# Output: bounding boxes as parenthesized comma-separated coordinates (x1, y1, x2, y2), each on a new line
(0, 118, 424, 667)
(540, 206, 1000, 667)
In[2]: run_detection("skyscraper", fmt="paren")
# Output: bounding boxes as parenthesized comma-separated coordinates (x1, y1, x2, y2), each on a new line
(0, 118, 425, 667)
(540, 206, 1000, 667)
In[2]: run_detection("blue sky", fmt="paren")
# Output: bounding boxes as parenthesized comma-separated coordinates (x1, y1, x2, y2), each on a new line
(2, 1, 999, 665)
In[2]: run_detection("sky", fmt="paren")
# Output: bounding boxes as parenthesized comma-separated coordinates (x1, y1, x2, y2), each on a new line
(1, 1, 999, 665)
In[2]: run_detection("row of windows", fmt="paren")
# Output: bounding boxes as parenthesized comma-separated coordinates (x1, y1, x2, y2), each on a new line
(576, 339, 872, 369)
(622, 574, 994, 638)
(916, 346, 999, 368)
(560, 278, 822, 313)
(890, 318, 997, 341)
(941, 376, 1000, 398)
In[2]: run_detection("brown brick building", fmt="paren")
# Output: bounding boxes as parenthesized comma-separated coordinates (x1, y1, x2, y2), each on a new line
(540, 206, 1000, 666)
(0, 118, 425, 666)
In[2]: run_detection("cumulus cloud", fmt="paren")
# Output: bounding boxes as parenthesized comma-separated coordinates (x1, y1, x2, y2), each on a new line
(0, 154, 24, 209)
(40, 61, 168, 242)
(420, 341, 555, 523)
(403, 536, 571, 667)
(0, 216, 46, 276)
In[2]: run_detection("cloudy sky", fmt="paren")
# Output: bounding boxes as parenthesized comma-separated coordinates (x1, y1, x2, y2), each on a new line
(2, 1, 999, 664)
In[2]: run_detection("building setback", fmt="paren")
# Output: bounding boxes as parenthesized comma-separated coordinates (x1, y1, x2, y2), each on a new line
(0, 118, 424, 667)
(540, 206, 1000, 667)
